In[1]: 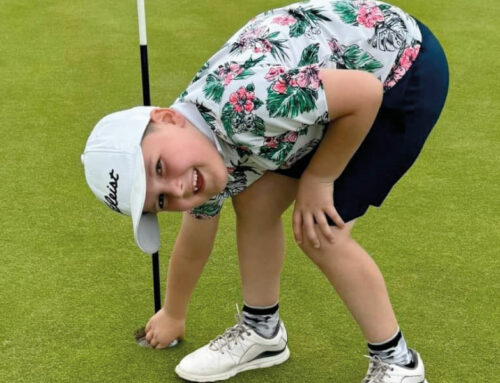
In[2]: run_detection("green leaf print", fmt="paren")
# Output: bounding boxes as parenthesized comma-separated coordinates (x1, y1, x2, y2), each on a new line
(266, 86, 317, 118)
(252, 115, 266, 136)
(229, 25, 289, 61)
(221, 103, 236, 137)
(342, 45, 383, 72)
(298, 43, 320, 66)
(204, 74, 225, 103)
(191, 61, 210, 83)
(196, 103, 217, 130)
(288, 7, 332, 38)
(260, 141, 294, 164)
(191, 197, 223, 218)
(253, 97, 264, 110)
(332, 1, 358, 26)
(243, 55, 266, 69)
(269, 38, 291, 61)
(234, 69, 255, 81)
(289, 20, 307, 38)
(178, 90, 188, 102)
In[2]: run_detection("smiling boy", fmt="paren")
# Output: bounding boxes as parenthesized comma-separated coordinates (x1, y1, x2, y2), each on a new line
(82, 1, 447, 382)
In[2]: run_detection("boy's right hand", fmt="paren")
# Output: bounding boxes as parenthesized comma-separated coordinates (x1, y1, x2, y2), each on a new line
(144, 308, 185, 349)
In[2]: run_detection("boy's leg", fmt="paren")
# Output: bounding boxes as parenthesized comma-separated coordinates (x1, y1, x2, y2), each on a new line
(297, 221, 426, 382)
(296, 220, 398, 343)
(232, 172, 298, 307)
(175, 173, 297, 382)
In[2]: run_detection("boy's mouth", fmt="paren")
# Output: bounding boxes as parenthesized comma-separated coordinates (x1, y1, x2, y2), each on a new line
(193, 168, 204, 194)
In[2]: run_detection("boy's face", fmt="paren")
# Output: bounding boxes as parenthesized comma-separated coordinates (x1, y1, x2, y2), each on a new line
(141, 108, 228, 213)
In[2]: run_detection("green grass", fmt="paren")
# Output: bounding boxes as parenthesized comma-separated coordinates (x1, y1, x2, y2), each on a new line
(0, 0, 498, 382)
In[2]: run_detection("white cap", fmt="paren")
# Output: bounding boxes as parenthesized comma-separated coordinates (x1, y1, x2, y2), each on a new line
(81, 106, 160, 254)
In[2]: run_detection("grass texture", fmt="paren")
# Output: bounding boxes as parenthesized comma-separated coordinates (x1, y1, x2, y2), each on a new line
(0, 0, 498, 382)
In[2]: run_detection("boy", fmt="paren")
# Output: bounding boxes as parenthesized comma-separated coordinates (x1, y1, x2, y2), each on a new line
(82, 1, 448, 382)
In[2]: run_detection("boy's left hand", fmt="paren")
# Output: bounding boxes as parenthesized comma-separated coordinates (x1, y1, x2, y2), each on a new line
(293, 172, 344, 248)
(144, 308, 185, 349)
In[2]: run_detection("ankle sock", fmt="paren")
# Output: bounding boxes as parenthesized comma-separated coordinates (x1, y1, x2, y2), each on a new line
(242, 302, 280, 339)
(367, 328, 414, 367)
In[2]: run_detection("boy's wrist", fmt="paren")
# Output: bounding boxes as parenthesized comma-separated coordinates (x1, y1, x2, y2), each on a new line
(302, 167, 338, 184)
(163, 305, 187, 321)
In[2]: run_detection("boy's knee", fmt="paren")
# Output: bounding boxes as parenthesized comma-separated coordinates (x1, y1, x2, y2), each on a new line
(298, 222, 356, 264)
(232, 173, 297, 223)
(233, 195, 282, 224)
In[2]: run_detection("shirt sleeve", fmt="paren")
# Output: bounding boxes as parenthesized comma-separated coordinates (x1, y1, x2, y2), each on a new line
(189, 191, 226, 219)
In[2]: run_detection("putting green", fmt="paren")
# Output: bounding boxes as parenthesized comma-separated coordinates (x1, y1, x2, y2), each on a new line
(0, 1, 498, 382)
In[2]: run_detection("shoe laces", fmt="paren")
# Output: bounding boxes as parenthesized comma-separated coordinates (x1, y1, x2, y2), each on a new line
(208, 305, 251, 354)
(362, 355, 394, 383)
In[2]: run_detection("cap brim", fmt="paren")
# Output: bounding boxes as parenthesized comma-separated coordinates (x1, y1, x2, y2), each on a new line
(130, 147, 160, 254)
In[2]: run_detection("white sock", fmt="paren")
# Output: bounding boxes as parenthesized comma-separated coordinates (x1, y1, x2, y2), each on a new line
(367, 328, 414, 366)
(242, 302, 280, 339)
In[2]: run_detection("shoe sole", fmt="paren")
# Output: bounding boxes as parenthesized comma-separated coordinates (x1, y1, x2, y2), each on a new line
(175, 346, 290, 382)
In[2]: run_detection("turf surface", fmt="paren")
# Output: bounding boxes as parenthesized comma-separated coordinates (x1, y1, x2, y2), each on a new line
(0, 0, 498, 382)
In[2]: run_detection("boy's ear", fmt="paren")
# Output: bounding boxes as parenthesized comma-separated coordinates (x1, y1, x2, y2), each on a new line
(149, 108, 185, 126)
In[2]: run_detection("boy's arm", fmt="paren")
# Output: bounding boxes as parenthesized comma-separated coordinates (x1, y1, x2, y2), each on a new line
(145, 211, 219, 348)
(293, 69, 383, 247)
(164, 211, 220, 319)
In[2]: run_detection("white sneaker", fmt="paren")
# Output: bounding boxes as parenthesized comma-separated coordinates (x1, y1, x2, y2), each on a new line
(362, 349, 428, 383)
(175, 313, 289, 382)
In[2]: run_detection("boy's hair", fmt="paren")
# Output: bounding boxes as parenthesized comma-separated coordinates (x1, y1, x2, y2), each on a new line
(142, 121, 157, 141)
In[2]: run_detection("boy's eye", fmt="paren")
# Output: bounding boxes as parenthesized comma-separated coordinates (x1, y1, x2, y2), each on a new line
(156, 159, 162, 175)
(158, 194, 165, 210)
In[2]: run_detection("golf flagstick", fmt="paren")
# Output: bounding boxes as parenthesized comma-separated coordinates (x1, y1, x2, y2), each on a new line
(137, 0, 160, 314)
(134, 0, 179, 348)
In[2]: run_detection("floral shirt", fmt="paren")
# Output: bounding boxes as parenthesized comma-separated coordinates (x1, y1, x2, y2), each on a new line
(173, 0, 422, 218)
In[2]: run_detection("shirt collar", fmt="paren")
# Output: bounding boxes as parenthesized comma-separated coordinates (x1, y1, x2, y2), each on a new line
(170, 102, 222, 153)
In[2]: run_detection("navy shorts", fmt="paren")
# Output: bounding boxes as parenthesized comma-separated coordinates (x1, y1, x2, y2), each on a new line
(274, 20, 449, 224)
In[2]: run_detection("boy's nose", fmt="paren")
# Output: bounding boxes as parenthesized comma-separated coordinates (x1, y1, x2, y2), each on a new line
(164, 177, 185, 198)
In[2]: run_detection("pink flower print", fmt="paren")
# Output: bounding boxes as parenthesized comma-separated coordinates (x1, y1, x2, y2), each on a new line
(253, 39, 272, 53)
(296, 72, 309, 88)
(356, 5, 384, 28)
(283, 131, 298, 143)
(393, 66, 406, 81)
(295, 66, 321, 90)
(241, 26, 264, 41)
(244, 92, 255, 112)
(227, 166, 236, 174)
(273, 78, 288, 94)
(309, 75, 320, 90)
(224, 73, 236, 85)
(398, 45, 421, 72)
(265, 66, 285, 81)
(218, 63, 243, 86)
(384, 79, 397, 88)
(272, 15, 297, 26)
(399, 53, 412, 71)
(225, 64, 243, 85)
(264, 137, 279, 149)
(328, 38, 343, 55)
(229, 87, 255, 114)
(229, 63, 241, 72)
